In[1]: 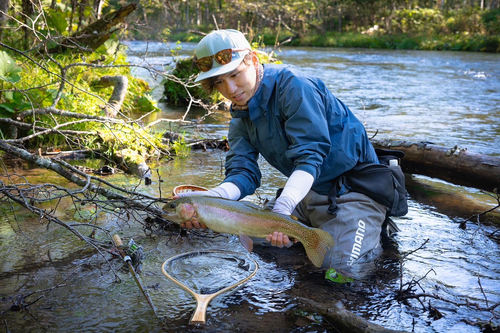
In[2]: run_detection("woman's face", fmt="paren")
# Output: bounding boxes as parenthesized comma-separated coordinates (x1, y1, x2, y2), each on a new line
(213, 54, 257, 106)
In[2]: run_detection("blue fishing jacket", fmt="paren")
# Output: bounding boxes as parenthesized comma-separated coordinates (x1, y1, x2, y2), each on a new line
(224, 64, 378, 199)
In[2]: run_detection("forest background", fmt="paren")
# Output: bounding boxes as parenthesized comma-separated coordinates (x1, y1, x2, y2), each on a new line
(2, 0, 499, 53)
(118, 0, 499, 51)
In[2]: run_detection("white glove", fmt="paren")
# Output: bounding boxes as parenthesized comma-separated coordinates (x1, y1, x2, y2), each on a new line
(272, 170, 314, 216)
(176, 182, 241, 200)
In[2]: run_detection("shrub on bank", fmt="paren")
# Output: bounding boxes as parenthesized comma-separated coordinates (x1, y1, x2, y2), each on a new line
(0, 41, 157, 147)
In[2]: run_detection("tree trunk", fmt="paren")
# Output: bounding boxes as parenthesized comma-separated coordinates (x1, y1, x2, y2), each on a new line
(94, 0, 104, 19)
(196, 1, 201, 25)
(371, 139, 500, 193)
(77, 0, 88, 33)
(50, 4, 137, 53)
(22, 0, 34, 50)
(338, 6, 342, 33)
(69, 0, 76, 32)
(0, 0, 9, 39)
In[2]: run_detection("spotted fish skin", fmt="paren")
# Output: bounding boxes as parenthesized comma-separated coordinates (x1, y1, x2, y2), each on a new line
(162, 196, 335, 268)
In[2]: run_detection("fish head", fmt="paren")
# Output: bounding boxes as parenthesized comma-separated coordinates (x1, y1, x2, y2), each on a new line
(162, 198, 196, 224)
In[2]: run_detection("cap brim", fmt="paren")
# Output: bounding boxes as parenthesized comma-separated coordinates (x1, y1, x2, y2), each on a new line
(194, 50, 250, 83)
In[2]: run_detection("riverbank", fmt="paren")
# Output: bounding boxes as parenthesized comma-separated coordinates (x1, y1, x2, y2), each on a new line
(168, 30, 500, 53)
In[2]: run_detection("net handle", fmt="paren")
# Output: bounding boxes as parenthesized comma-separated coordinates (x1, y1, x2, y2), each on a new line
(161, 250, 259, 325)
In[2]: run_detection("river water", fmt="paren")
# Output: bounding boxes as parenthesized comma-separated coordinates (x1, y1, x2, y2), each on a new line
(0, 42, 499, 333)
(126, 41, 500, 156)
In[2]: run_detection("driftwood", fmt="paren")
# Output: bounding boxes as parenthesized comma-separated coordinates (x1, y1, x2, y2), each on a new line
(113, 148, 152, 183)
(97, 75, 128, 118)
(371, 139, 500, 192)
(50, 4, 137, 53)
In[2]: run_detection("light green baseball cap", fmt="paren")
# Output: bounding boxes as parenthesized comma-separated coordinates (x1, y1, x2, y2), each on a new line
(194, 29, 251, 83)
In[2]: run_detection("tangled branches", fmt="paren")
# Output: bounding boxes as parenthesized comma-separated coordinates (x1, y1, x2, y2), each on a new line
(0, 140, 175, 254)
(390, 238, 500, 331)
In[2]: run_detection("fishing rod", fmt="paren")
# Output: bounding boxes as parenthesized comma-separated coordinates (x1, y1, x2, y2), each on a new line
(112, 235, 166, 330)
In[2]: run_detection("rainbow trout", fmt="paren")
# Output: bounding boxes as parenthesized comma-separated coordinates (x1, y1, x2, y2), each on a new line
(162, 196, 335, 268)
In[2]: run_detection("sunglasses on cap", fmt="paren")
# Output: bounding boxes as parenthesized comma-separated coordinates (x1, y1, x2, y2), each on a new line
(194, 48, 249, 72)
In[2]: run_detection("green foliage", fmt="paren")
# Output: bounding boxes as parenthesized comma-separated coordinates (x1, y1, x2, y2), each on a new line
(162, 55, 212, 106)
(45, 8, 69, 34)
(93, 122, 167, 160)
(0, 40, 156, 146)
(0, 1, 171, 168)
(442, 8, 484, 34)
(96, 39, 121, 56)
(0, 91, 31, 118)
(296, 30, 500, 52)
(482, 8, 500, 35)
(393, 8, 444, 35)
(135, 94, 161, 112)
(172, 134, 191, 158)
(0, 51, 22, 83)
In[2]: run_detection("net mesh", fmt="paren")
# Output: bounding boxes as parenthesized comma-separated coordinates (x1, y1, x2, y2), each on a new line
(163, 250, 258, 295)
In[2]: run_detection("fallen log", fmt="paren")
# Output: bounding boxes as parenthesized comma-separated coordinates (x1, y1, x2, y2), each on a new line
(113, 148, 152, 184)
(169, 134, 499, 193)
(296, 298, 407, 333)
(371, 139, 500, 192)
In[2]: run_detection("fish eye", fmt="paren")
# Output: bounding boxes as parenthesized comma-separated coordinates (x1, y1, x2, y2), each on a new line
(169, 203, 176, 209)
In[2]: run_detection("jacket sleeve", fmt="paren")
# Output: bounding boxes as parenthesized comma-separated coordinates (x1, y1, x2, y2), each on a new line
(223, 118, 262, 199)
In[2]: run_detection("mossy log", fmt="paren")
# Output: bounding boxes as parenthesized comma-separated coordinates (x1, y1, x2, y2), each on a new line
(371, 139, 500, 192)
(113, 148, 152, 183)
(162, 57, 211, 106)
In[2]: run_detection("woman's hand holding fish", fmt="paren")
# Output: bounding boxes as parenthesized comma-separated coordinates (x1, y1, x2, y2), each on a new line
(180, 220, 207, 229)
(266, 231, 293, 248)
(170, 195, 208, 229)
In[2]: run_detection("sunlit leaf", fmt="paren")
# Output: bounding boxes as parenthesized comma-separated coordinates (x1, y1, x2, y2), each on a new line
(96, 39, 120, 56)
(0, 51, 22, 83)
(45, 9, 68, 34)
(136, 94, 160, 112)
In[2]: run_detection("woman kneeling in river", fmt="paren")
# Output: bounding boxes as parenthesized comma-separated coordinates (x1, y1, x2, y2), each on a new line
(176, 29, 389, 278)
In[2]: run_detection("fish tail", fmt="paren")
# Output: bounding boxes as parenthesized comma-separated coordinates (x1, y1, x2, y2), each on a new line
(303, 229, 336, 268)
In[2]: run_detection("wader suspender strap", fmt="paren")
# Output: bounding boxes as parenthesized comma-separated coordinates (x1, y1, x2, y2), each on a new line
(327, 176, 345, 215)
